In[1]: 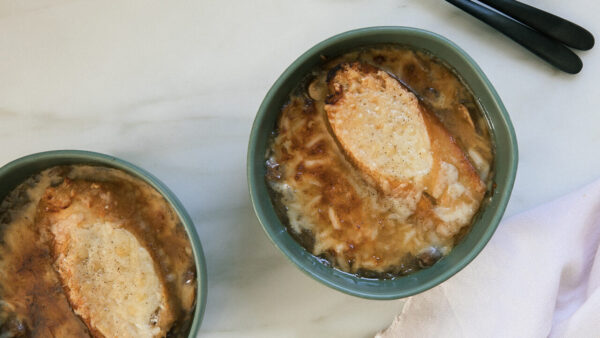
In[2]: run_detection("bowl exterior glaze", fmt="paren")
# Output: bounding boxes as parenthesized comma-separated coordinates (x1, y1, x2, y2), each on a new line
(0, 150, 207, 334)
(248, 26, 518, 299)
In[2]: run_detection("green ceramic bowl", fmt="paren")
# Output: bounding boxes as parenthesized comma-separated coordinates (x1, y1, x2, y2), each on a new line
(0, 150, 207, 334)
(247, 27, 518, 299)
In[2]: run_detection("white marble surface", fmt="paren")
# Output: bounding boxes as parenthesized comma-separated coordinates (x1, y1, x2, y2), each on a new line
(1, 0, 599, 337)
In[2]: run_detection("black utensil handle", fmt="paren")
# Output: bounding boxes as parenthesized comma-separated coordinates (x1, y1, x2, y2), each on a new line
(480, 0, 594, 50)
(446, 0, 582, 74)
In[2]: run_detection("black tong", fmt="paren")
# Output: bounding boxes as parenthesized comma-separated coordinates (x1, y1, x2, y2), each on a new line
(446, 0, 595, 74)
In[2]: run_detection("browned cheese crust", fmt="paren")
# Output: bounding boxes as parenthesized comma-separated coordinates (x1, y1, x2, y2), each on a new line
(325, 62, 485, 237)
(266, 46, 494, 277)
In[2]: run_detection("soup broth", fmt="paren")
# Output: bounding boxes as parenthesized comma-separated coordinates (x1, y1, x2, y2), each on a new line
(0, 165, 196, 337)
(265, 45, 493, 278)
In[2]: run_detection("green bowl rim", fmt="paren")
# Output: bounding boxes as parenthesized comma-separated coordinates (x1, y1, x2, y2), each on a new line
(0, 149, 208, 334)
(248, 26, 518, 299)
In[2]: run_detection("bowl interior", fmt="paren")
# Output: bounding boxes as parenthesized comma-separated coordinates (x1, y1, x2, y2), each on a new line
(248, 27, 518, 299)
(0, 150, 207, 334)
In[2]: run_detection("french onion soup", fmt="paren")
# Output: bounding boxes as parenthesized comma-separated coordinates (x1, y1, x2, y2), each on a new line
(265, 45, 494, 278)
(0, 165, 196, 337)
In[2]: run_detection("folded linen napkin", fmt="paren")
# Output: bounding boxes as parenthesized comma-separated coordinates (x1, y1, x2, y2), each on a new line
(377, 179, 600, 338)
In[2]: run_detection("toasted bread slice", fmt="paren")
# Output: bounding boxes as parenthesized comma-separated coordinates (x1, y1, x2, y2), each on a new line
(325, 62, 433, 196)
(325, 62, 485, 234)
(39, 181, 173, 338)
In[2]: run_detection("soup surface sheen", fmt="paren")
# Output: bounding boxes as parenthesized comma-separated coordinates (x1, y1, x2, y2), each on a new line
(0, 165, 196, 337)
(266, 45, 494, 278)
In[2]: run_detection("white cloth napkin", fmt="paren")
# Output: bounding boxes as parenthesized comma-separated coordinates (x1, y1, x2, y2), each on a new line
(377, 179, 600, 338)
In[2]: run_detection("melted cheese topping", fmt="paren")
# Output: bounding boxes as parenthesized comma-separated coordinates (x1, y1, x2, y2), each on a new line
(266, 46, 493, 277)
(326, 66, 433, 182)
(0, 166, 197, 337)
(51, 214, 164, 338)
